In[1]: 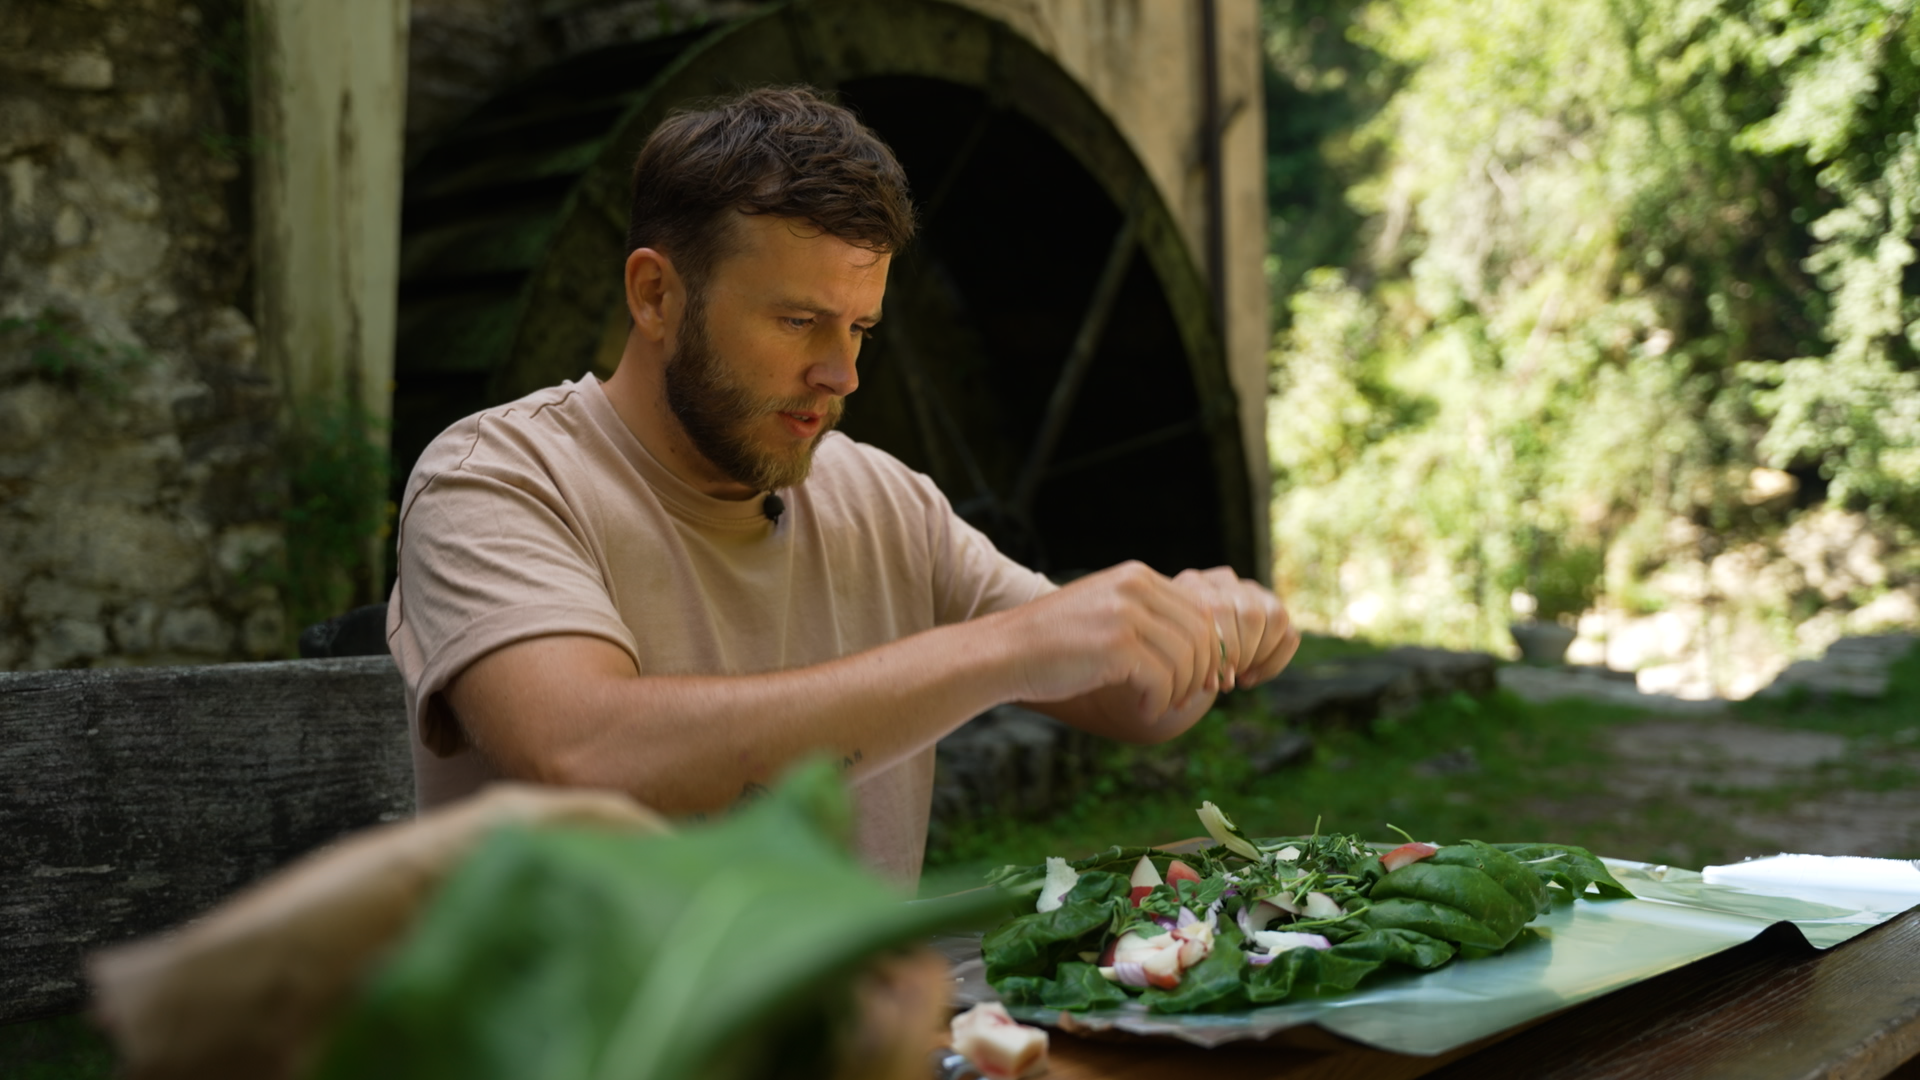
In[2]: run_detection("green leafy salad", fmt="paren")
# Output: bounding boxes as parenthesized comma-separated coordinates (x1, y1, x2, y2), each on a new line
(980, 801, 1632, 1014)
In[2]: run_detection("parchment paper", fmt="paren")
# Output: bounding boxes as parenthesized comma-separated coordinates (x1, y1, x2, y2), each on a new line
(947, 857, 1920, 1055)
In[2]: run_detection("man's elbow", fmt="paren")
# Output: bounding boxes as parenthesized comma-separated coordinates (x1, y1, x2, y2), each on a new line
(462, 720, 609, 792)
(516, 740, 621, 792)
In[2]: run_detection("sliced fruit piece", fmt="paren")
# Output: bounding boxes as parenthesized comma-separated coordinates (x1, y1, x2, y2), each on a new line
(1141, 941, 1184, 989)
(1172, 921, 1215, 969)
(951, 1002, 1050, 1080)
(1382, 841, 1440, 872)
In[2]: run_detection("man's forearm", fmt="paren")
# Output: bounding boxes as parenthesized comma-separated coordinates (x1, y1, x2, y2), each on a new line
(444, 560, 1294, 815)
(447, 615, 1025, 814)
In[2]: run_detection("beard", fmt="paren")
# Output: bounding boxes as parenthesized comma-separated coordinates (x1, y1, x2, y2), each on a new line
(663, 290, 844, 493)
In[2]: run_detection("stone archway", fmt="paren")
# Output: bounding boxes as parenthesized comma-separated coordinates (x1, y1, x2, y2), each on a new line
(393, 0, 1256, 577)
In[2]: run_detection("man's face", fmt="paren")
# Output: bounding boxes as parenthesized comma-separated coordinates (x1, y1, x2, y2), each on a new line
(663, 213, 889, 495)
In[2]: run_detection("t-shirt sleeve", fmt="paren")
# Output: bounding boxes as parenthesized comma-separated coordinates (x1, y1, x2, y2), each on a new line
(387, 426, 639, 756)
(911, 473, 1058, 625)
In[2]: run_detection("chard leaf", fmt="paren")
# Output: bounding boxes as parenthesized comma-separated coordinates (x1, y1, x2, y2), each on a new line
(981, 871, 1130, 982)
(1243, 927, 1456, 1003)
(1361, 897, 1509, 950)
(311, 761, 999, 1080)
(1433, 840, 1550, 918)
(1370, 855, 1533, 945)
(995, 961, 1132, 1010)
(1493, 843, 1634, 899)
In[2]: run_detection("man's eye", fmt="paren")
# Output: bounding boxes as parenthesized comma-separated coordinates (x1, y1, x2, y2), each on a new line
(854, 325, 874, 341)
(785, 317, 813, 330)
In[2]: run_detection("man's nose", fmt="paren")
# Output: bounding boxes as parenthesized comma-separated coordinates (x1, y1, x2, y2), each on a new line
(807, 337, 860, 398)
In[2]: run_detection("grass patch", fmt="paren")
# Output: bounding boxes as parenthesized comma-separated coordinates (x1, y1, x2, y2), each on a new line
(923, 642, 1920, 896)
(923, 687, 1649, 896)
(0, 1015, 114, 1080)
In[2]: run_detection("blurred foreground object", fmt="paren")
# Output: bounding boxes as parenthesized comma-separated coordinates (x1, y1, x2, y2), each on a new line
(89, 783, 667, 1080)
(93, 762, 997, 1080)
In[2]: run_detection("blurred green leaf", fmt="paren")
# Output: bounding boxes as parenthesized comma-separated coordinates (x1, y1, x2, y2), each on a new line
(313, 761, 1001, 1080)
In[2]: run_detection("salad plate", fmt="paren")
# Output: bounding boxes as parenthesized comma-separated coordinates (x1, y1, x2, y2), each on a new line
(947, 824, 1919, 1055)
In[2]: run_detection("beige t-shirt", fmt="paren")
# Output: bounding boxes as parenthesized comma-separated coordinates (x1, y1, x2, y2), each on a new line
(385, 375, 1053, 882)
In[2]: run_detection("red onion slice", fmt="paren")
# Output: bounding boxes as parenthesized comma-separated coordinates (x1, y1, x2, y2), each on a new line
(1112, 961, 1149, 987)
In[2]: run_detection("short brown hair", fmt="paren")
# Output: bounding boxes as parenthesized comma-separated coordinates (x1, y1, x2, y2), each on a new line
(626, 86, 915, 292)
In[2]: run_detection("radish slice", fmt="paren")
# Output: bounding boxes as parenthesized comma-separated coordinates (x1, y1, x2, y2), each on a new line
(1382, 841, 1440, 872)
(1129, 855, 1163, 908)
(1129, 855, 1164, 889)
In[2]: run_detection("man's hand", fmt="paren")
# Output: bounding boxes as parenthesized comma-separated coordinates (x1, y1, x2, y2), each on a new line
(998, 562, 1301, 739)
(1169, 566, 1301, 693)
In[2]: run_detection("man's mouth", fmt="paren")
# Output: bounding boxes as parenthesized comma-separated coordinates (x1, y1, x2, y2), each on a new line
(777, 410, 823, 439)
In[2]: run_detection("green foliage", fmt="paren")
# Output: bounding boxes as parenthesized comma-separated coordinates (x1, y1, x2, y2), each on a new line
(1262, 0, 1920, 644)
(0, 311, 147, 398)
(278, 398, 392, 636)
(0, 1014, 114, 1080)
(925, 645, 1920, 900)
(316, 761, 1002, 1080)
(1260, 0, 1395, 313)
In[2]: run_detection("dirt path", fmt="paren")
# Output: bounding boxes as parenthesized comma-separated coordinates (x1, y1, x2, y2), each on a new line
(1603, 718, 1920, 859)
(1500, 633, 1918, 867)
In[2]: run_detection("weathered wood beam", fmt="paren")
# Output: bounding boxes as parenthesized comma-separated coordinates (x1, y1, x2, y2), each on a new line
(0, 657, 412, 1023)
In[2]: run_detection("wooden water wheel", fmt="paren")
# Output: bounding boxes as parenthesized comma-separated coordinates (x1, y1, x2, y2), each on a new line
(393, 0, 1255, 578)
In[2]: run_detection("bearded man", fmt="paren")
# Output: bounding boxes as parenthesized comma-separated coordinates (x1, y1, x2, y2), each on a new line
(387, 86, 1300, 884)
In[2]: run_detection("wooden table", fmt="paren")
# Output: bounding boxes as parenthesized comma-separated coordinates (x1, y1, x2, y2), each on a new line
(1015, 905, 1920, 1080)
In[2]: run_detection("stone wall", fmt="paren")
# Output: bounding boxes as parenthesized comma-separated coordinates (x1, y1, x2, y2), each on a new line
(0, 0, 285, 671)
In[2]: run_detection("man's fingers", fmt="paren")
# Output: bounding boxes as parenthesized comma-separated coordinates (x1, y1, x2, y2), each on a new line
(1137, 570, 1217, 702)
(1242, 594, 1300, 686)
(1231, 585, 1282, 676)
(1173, 567, 1246, 691)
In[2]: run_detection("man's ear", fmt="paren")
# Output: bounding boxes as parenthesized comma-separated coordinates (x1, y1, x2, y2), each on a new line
(624, 247, 682, 343)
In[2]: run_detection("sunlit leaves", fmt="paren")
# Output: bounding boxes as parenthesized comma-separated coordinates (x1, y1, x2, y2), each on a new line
(1264, 0, 1919, 644)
